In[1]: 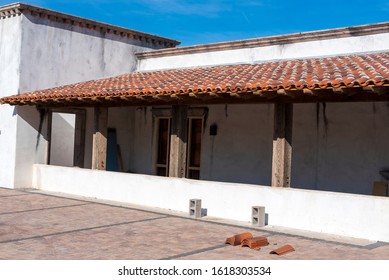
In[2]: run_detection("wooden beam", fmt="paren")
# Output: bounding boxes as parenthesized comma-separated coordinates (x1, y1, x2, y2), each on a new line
(271, 103, 293, 187)
(260, 90, 279, 100)
(136, 95, 156, 102)
(209, 92, 222, 99)
(91, 97, 104, 103)
(168, 105, 188, 178)
(92, 107, 108, 170)
(189, 92, 201, 98)
(301, 89, 316, 97)
(363, 86, 389, 95)
(285, 89, 304, 99)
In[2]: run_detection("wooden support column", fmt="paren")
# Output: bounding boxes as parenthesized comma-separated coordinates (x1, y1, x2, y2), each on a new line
(92, 107, 108, 170)
(271, 103, 293, 187)
(168, 105, 188, 178)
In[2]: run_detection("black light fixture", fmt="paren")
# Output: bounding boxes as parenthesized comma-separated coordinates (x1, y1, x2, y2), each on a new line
(210, 124, 217, 136)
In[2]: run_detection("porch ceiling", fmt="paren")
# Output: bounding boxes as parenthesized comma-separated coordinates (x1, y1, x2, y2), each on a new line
(1, 52, 389, 107)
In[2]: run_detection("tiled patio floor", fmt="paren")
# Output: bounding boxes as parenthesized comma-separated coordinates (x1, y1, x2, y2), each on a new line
(1, 187, 388, 260)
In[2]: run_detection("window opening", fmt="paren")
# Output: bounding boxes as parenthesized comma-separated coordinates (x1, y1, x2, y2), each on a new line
(187, 117, 203, 179)
(155, 117, 171, 176)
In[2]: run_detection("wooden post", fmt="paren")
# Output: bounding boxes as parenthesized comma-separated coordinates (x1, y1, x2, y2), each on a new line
(168, 105, 188, 178)
(92, 107, 108, 170)
(271, 103, 293, 187)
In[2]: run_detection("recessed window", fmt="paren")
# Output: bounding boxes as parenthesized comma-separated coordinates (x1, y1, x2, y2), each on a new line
(153, 107, 206, 179)
(187, 118, 203, 179)
(155, 118, 171, 176)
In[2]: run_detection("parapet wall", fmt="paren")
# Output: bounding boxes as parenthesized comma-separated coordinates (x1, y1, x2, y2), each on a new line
(33, 164, 389, 242)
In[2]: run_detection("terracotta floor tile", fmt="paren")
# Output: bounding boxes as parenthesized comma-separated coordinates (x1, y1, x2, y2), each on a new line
(1, 187, 389, 260)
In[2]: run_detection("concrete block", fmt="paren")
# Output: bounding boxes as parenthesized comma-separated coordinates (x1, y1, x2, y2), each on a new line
(189, 199, 201, 218)
(252, 206, 265, 227)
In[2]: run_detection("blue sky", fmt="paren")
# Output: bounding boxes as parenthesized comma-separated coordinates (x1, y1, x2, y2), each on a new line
(1, 0, 389, 46)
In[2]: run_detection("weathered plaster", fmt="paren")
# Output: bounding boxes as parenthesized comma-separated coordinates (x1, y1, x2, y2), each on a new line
(33, 164, 389, 242)
(201, 104, 273, 185)
(10, 11, 170, 187)
(50, 112, 75, 167)
(106, 102, 389, 195)
(14, 106, 48, 188)
(138, 33, 389, 71)
(0, 15, 21, 188)
(292, 102, 389, 195)
(19, 12, 161, 92)
(107, 104, 273, 184)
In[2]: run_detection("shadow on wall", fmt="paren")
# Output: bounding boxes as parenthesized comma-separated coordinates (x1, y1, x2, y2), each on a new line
(16, 106, 49, 152)
(50, 112, 76, 167)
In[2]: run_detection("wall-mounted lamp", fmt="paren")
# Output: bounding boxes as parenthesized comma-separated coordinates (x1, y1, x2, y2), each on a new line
(210, 124, 217, 136)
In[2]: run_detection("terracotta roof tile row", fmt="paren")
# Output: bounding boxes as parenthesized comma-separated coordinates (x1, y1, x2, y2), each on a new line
(1, 52, 389, 105)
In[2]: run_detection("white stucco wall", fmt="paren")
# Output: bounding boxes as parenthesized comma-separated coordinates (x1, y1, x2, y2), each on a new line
(0, 105, 18, 188)
(18, 13, 160, 93)
(14, 106, 49, 188)
(138, 33, 389, 71)
(33, 164, 389, 242)
(201, 104, 273, 185)
(292, 102, 389, 195)
(0, 15, 21, 188)
(10, 13, 168, 188)
(50, 113, 75, 167)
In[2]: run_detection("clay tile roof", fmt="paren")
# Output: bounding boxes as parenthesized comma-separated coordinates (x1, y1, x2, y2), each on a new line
(1, 51, 389, 105)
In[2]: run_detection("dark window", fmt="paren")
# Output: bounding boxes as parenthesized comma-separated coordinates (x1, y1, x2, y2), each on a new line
(187, 118, 203, 179)
(155, 118, 171, 176)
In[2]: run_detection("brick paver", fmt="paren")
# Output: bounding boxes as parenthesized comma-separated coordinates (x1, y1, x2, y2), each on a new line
(0, 187, 388, 260)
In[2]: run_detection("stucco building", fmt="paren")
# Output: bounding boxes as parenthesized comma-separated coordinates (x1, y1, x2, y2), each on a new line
(1, 3, 389, 241)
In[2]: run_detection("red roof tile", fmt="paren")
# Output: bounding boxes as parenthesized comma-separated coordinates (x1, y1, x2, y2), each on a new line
(1, 52, 389, 105)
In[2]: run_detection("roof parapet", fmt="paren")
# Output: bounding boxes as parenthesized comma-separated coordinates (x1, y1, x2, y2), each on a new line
(0, 2, 22, 17)
(137, 22, 389, 59)
(0, 2, 180, 48)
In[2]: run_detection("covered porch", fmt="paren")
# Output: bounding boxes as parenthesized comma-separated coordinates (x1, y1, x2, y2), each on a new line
(2, 51, 389, 240)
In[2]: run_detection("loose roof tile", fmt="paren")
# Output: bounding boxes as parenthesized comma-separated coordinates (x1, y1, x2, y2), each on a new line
(1, 52, 389, 106)
(225, 232, 254, 246)
(241, 237, 270, 250)
(270, 244, 295, 256)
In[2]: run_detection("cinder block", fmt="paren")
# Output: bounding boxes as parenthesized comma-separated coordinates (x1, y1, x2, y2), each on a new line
(252, 206, 265, 227)
(189, 199, 202, 218)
